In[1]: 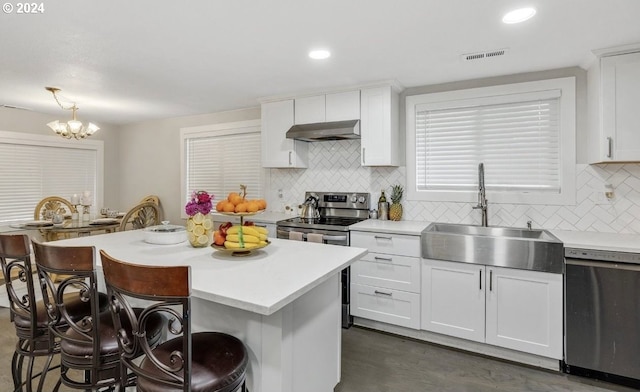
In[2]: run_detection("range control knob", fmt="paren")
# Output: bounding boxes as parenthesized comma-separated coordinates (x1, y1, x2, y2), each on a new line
(350, 195, 357, 203)
(358, 196, 366, 203)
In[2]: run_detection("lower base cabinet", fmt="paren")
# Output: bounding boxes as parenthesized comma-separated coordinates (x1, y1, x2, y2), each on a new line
(422, 259, 563, 359)
(350, 283, 420, 329)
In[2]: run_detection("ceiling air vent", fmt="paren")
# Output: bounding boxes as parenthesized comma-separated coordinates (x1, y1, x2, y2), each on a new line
(1, 104, 31, 110)
(461, 48, 509, 62)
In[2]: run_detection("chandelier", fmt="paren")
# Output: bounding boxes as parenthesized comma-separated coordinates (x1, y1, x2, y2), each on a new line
(45, 87, 99, 140)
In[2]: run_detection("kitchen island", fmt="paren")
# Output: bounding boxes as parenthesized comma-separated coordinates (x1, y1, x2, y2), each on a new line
(51, 230, 367, 392)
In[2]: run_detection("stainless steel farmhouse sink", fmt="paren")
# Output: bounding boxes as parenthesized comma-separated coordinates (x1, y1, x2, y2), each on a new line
(421, 223, 564, 273)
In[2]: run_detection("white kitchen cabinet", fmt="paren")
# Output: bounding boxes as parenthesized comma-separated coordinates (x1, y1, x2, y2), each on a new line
(421, 259, 563, 359)
(294, 91, 360, 124)
(360, 85, 401, 166)
(485, 266, 563, 359)
(261, 100, 308, 168)
(350, 230, 421, 329)
(588, 50, 640, 163)
(421, 259, 485, 342)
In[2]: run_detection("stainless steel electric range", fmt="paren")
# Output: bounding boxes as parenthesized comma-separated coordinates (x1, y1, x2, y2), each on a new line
(277, 191, 370, 328)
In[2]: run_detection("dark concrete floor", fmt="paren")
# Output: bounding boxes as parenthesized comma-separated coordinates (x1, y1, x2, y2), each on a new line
(0, 306, 637, 392)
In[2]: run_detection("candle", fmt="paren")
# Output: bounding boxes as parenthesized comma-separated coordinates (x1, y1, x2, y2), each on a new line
(71, 194, 79, 205)
(83, 190, 91, 198)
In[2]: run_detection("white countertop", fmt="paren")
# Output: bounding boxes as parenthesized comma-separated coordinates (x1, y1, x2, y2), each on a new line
(349, 219, 430, 236)
(51, 230, 367, 315)
(550, 229, 640, 253)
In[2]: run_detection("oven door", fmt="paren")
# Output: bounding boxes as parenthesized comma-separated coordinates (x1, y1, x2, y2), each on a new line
(276, 225, 349, 246)
(276, 224, 353, 328)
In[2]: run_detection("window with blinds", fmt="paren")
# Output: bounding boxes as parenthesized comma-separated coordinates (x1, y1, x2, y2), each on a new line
(181, 121, 263, 213)
(416, 91, 560, 193)
(0, 131, 102, 223)
(406, 77, 576, 205)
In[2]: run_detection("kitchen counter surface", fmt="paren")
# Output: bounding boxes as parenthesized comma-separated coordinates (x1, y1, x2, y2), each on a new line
(349, 219, 430, 235)
(550, 229, 640, 253)
(51, 230, 366, 315)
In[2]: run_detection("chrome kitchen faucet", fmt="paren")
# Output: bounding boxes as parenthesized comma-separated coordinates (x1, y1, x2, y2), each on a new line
(473, 163, 488, 227)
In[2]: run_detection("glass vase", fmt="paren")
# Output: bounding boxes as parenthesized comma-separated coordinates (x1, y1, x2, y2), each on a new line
(186, 212, 213, 248)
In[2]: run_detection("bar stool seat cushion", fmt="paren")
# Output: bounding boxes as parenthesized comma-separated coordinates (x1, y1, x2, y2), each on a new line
(13, 291, 109, 333)
(61, 308, 164, 366)
(138, 332, 248, 392)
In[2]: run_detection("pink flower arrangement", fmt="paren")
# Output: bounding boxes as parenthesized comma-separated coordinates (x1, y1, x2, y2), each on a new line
(185, 191, 213, 216)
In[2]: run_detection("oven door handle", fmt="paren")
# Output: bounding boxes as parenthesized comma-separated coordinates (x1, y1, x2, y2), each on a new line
(318, 234, 348, 242)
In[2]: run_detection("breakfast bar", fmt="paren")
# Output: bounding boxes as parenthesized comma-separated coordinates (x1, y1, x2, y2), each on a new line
(51, 230, 367, 392)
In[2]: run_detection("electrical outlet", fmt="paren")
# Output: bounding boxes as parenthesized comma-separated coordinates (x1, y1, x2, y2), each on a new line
(594, 191, 612, 205)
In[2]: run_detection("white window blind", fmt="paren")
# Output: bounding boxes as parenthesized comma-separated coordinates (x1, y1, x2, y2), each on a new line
(184, 124, 262, 205)
(0, 133, 100, 224)
(415, 90, 561, 194)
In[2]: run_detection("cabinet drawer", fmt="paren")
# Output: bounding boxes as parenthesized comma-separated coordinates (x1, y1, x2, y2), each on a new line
(350, 283, 420, 329)
(351, 231, 420, 257)
(352, 254, 420, 293)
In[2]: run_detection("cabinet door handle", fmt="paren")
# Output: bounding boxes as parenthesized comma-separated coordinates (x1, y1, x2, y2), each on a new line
(374, 290, 392, 296)
(479, 269, 482, 290)
(489, 270, 493, 291)
(362, 147, 366, 164)
(374, 235, 392, 240)
(288, 151, 292, 165)
(606, 137, 613, 158)
(374, 256, 393, 262)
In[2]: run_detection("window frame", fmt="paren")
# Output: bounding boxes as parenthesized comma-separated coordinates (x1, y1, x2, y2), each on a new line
(179, 119, 263, 219)
(0, 130, 104, 223)
(405, 77, 576, 205)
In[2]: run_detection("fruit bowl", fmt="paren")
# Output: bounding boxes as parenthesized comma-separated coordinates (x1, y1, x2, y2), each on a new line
(212, 240, 270, 256)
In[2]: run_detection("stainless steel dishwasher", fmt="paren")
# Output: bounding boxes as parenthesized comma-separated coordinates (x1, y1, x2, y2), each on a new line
(564, 247, 640, 388)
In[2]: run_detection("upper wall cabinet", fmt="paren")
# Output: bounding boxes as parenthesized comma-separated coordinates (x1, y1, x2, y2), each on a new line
(294, 91, 360, 124)
(261, 100, 308, 168)
(360, 85, 401, 167)
(588, 49, 640, 163)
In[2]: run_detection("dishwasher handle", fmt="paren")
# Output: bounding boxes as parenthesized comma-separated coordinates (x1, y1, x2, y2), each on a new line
(566, 258, 640, 272)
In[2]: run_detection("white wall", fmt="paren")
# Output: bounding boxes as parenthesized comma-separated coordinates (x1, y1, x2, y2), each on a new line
(116, 107, 261, 224)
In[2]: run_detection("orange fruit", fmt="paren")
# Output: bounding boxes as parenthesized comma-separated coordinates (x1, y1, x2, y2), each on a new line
(214, 231, 225, 246)
(257, 199, 267, 209)
(247, 201, 260, 213)
(235, 203, 248, 213)
(216, 200, 226, 212)
(229, 194, 244, 206)
(222, 202, 235, 213)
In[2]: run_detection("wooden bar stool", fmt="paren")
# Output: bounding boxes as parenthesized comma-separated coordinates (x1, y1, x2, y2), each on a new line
(31, 240, 164, 391)
(0, 234, 60, 392)
(100, 250, 249, 392)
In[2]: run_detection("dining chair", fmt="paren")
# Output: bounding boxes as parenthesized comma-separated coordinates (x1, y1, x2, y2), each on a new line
(31, 240, 164, 391)
(33, 196, 77, 221)
(139, 194, 160, 205)
(33, 196, 77, 241)
(100, 250, 249, 392)
(118, 201, 161, 231)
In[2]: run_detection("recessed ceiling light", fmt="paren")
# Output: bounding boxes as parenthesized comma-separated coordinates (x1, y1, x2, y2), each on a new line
(502, 7, 536, 24)
(309, 50, 331, 60)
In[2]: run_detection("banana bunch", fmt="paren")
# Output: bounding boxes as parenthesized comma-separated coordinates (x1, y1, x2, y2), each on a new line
(224, 225, 268, 249)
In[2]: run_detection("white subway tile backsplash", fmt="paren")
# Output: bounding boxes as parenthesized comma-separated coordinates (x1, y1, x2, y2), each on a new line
(267, 141, 640, 234)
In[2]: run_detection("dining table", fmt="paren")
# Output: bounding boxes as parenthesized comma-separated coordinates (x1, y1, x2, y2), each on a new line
(37, 218, 120, 241)
(50, 229, 367, 392)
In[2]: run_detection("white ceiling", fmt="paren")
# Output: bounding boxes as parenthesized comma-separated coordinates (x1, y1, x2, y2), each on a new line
(2, 0, 640, 125)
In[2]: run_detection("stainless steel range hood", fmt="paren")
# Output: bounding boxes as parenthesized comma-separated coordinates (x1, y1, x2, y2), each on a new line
(285, 119, 360, 142)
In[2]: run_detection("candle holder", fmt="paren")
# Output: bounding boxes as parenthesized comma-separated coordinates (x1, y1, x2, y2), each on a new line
(72, 204, 81, 221)
(82, 204, 91, 221)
